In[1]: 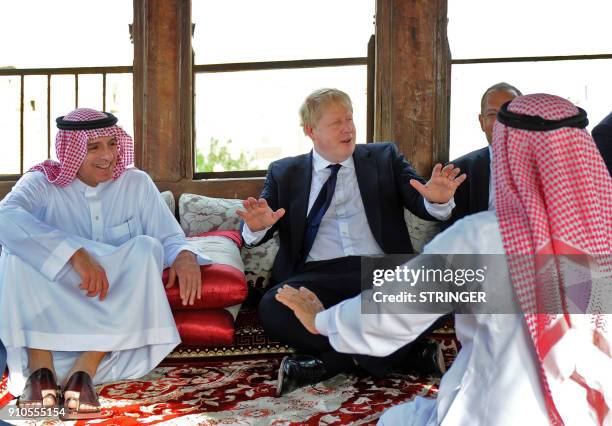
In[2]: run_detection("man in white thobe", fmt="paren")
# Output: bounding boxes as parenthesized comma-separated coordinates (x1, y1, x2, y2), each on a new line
(0, 108, 210, 419)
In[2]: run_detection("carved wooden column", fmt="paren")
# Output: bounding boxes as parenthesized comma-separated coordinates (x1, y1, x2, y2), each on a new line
(132, 0, 192, 181)
(375, 0, 451, 176)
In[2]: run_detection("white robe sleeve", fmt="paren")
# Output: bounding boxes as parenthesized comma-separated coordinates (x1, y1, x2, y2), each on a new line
(139, 174, 212, 268)
(315, 295, 445, 357)
(314, 214, 486, 358)
(0, 173, 82, 281)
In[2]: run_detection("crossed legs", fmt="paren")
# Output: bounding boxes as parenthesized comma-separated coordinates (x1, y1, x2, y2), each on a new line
(260, 256, 411, 378)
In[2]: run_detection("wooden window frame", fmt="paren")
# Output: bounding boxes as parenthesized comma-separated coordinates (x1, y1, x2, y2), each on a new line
(0, 66, 132, 175)
(1, 0, 451, 200)
(192, 55, 373, 180)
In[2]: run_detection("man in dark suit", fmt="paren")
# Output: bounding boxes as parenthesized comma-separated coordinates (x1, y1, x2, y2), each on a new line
(592, 111, 612, 176)
(446, 83, 522, 227)
(0, 340, 5, 379)
(237, 88, 466, 395)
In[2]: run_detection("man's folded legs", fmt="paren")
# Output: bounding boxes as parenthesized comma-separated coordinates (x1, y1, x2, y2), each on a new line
(259, 257, 446, 396)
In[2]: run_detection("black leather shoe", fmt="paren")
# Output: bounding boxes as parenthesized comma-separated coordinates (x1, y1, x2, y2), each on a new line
(276, 354, 327, 396)
(398, 340, 446, 378)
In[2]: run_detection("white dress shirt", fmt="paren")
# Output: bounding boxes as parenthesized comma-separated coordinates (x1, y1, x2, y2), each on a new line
(243, 148, 454, 261)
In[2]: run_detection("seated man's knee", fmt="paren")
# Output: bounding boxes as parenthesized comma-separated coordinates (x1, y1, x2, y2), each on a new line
(132, 235, 161, 249)
(258, 283, 295, 332)
(131, 235, 163, 258)
(258, 285, 280, 320)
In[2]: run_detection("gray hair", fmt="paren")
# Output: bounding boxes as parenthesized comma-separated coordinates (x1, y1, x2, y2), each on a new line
(480, 82, 523, 113)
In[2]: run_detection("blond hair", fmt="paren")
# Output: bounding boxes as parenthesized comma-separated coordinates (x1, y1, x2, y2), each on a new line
(299, 88, 353, 134)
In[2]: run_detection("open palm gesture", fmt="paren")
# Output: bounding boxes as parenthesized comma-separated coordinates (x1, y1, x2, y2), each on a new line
(409, 163, 466, 204)
(236, 197, 286, 232)
(275, 285, 324, 335)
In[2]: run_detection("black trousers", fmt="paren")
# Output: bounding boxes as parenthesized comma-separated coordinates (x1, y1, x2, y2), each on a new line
(259, 256, 432, 378)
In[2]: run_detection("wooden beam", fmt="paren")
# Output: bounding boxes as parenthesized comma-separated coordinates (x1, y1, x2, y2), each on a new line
(375, 0, 450, 176)
(156, 178, 265, 201)
(0, 178, 265, 205)
(0, 173, 265, 206)
(133, 0, 193, 181)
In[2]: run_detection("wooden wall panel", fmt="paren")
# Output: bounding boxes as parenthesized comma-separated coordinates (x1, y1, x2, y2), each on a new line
(156, 179, 265, 202)
(0, 1, 450, 202)
(374, 0, 451, 177)
(0, 175, 265, 202)
(133, 0, 192, 181)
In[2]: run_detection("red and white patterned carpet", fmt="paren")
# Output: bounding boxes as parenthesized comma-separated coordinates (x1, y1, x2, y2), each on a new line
(0, 353, 452, 425)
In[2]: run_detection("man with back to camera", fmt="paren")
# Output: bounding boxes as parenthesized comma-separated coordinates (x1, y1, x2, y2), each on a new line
(445, 82, 522, 227)
(236, 88, 466, 395)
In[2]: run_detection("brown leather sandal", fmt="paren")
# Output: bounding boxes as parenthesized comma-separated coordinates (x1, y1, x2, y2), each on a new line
(59, 371, 112, 420)
(17, 367, 58, 409)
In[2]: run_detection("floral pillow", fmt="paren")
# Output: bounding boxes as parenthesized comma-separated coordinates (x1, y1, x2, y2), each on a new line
(160, 191, 175, 215)
(242, 237, 278, 289)
(179, 193, 242, 235)
(179, 193, 278, 289)
(404, 209, 440, 253)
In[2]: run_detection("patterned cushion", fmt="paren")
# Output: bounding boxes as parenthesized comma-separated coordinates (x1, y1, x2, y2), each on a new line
(404, 209, 441, 253)
(179, 193, 278, 289)
(160, 190, 175, 215)
(243, 237, 278, 289)
(179, 193, 243, 235)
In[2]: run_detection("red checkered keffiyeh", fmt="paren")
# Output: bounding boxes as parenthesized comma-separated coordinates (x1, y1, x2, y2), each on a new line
(493, 94, 611, 425)
(30, 108, 134, 186)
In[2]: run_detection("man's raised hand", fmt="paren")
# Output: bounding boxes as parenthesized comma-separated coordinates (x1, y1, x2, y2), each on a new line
(236, 197, 285, 232)
(409, 163, 466, 204)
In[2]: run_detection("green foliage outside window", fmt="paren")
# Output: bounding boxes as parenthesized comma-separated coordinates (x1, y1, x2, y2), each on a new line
(195, 138, 255, 172)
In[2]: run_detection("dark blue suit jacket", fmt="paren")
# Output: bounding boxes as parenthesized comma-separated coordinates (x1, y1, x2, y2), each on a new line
(592, 111, 612, 177)
(252, 142, 436, 285)
(445, 146, 490, 228)
(0, 340, 5, 379)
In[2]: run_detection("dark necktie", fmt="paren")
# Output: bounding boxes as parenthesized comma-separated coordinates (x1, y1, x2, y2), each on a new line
(302, 163, 342, 260)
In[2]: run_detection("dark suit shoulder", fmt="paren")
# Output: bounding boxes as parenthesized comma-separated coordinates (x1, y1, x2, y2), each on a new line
(450, 146, 489, 169)
(597, 111, 612, 128)
(357, 141, 396, 153)
(593, 112, 612, 145)
(267, 152, 311, 176)
(268, 152, 310, 168)
(355, 142, 401, 160)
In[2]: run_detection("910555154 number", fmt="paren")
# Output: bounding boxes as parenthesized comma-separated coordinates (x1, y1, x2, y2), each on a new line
(1, 405, 66, 419)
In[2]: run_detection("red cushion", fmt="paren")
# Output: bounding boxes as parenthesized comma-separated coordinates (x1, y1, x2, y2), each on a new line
(163, 264, 247, 310)
(173, 310, 234, 346)
(193, 230, 243, 247)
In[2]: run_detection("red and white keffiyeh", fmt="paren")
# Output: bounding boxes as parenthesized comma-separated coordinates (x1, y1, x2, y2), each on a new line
(30, 108, 134, 186)
(493, 94, 611, 425)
